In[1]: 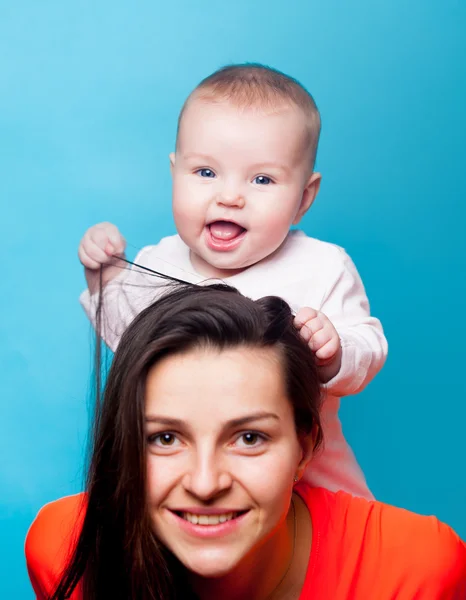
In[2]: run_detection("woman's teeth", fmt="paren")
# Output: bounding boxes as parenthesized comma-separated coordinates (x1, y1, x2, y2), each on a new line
(182, 512, 237, 525)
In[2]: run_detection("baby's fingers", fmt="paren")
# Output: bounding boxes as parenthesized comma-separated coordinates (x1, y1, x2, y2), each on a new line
(104, 227, 126, 256)
(79, 232, 113, 266)
(307, 327, 332, 353)
(299, 325, 313, 343)
(78, 244, 106, 270)
(109, 237, 126, 256)
(89, 227, 114, 254)
(294, 307, 319, 328)
(315, 336, 340, 362)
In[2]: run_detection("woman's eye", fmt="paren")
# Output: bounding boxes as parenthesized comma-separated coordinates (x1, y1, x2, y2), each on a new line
(196, 168, 216, 178)
(253, 175, 273, 185)
(149, 433, 179, 448)
(236, 432, 266, 448)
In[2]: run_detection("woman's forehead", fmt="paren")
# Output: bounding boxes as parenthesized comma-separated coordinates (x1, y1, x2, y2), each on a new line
(144, 345, 291, 423)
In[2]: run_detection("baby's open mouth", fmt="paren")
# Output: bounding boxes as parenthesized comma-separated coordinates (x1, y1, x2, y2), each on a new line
(208, 221, 246, 241)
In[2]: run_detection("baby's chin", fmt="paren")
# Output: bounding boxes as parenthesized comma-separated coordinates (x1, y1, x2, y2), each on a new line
(200, 231, 289, 274)
(205, 257, 262, 278)
(203, 244, 273, 272)
(190, 249, 261, 279)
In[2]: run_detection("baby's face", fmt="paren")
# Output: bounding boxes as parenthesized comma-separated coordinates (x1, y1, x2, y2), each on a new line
(170, 98, 318, 279)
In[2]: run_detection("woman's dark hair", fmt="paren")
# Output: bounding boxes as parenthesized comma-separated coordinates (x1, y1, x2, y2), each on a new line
(51, 281, 322, 599)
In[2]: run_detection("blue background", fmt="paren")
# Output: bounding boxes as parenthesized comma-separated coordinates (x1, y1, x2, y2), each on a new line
(1, 1, 465, 596)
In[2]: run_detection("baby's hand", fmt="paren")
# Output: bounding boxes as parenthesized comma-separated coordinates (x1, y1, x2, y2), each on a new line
(78, 222, 126, 294)
(294, 307, 342, 383)
(79, 222, 126, 269)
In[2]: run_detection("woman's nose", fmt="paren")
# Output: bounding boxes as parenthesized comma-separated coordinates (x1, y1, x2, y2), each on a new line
(182, 450, 232, 501)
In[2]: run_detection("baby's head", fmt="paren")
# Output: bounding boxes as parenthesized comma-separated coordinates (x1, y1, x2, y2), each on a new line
(170, 63, 321, 279)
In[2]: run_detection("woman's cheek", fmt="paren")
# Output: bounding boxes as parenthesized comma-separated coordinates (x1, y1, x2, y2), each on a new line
(234, 450, 296, 497)
(146, 455, 181, 501)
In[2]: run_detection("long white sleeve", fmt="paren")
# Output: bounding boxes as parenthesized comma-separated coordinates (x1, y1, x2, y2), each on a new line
(80, 274, 147, 353)
(80, 269, 155, 353)
(319, 247, 388, 397)
(79, 241, 201, 352)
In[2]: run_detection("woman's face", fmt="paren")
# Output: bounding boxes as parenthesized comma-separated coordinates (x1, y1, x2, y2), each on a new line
(144, 345, 309, 578)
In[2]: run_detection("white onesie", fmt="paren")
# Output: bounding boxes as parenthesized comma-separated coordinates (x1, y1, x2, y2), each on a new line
(80, 229, 388, 499)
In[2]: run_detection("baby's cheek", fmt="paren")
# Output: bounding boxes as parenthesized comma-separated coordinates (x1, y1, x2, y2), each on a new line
(254, 214, 294, 256)
(259, 200, 296, 232)
(173, 193, 207, 236)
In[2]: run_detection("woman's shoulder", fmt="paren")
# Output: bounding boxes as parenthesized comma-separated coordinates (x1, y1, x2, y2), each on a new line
(25, 493, 86, 598)
(26, 493, 86, 551)
(298, 485, 466, 597)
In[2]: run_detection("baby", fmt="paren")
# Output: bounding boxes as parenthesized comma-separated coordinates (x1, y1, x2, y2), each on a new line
(78, 63, 388, 499)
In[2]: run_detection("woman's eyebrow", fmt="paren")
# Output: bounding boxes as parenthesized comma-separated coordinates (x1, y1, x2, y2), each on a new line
(225, 412, 280, 428)
(145, 412, 280, 428)
(145, 416, 184, 426)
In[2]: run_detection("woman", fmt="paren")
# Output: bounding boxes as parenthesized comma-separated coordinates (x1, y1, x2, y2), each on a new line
(26, 283, 466, 599)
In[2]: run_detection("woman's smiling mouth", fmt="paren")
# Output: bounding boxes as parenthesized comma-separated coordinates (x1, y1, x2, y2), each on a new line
(180, 511, 239, 525)
(167, 508, 251, 537)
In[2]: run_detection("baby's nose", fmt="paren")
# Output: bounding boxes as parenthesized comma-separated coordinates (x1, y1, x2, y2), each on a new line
(217, 190, 245, 208)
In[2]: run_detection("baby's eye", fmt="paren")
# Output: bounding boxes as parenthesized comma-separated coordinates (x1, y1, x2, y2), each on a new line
(253, 175, 273, 185)
(148, 433, 180, 448)
(196, 168, 216, 178)
(235, 431, 267, 448)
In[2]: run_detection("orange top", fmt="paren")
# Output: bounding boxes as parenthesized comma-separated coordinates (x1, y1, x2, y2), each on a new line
(295, 484, 466, 599)
(26, 485, 466, 599)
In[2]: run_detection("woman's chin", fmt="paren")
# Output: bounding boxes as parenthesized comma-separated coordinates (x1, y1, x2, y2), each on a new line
(180, 549, 240, 579)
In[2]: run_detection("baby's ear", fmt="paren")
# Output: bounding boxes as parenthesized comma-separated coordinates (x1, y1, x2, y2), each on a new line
(169, 152, 176, 173)
(293, 172, 322, 224)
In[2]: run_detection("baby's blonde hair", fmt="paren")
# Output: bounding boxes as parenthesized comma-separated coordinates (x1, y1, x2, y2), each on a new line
(177, 63, 321, 171)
